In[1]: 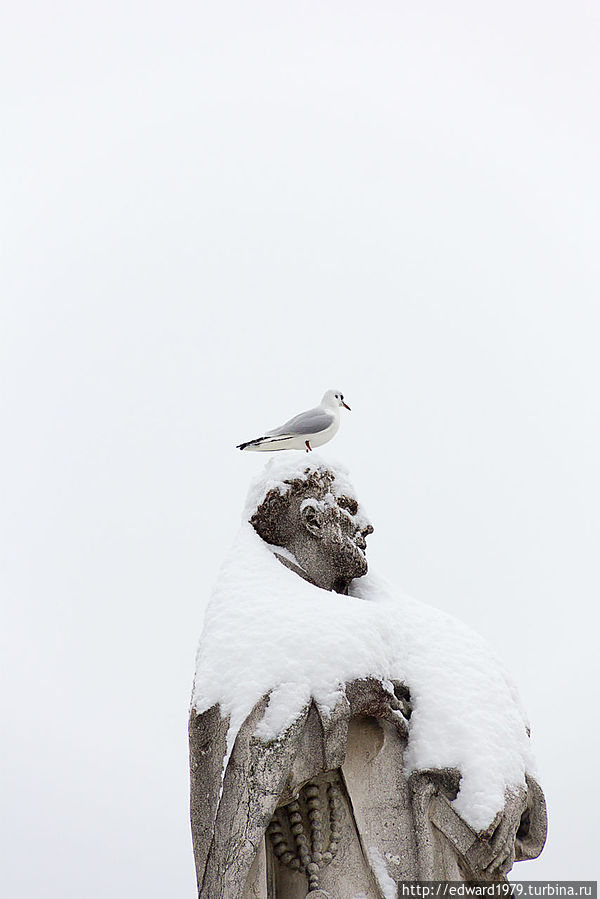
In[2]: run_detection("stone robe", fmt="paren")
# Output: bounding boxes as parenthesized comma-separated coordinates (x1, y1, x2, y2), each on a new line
(189, 677, 546, 898)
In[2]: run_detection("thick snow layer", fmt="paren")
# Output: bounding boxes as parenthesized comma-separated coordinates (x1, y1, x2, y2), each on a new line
(193, 456, 536, 832)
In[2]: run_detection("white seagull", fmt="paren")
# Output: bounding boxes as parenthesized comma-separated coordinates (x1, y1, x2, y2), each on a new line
(237, 389, 351, 453)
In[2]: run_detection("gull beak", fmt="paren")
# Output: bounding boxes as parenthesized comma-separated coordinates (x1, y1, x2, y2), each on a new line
(342, 401, 351, 411)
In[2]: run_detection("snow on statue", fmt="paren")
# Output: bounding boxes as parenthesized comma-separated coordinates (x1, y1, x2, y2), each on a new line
(190, 456, 546, 898)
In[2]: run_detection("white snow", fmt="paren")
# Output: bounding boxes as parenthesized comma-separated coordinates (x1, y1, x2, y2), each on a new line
(193, 455, 537, 833)
(368, 846, 398, 899)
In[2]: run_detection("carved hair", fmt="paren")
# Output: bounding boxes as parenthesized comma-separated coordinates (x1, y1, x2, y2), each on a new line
(251, 468, 335, 546)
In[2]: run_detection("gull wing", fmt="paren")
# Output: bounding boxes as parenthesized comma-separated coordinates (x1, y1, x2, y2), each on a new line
(267, 405, 334, 437)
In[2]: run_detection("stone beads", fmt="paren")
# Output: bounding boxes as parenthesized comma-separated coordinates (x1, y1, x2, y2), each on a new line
(266, 775, 346, 893)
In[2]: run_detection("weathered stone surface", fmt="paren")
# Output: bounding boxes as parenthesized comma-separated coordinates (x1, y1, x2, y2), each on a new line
(190, 464, 547, 896)
(189, 702, 230, 889)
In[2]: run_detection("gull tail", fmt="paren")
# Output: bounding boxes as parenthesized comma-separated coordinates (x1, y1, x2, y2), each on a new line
(236, 436, 267, 451)
(236, 434, 295, 452)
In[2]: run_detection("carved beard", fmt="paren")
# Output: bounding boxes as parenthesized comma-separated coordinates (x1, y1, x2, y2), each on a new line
(326, 531, 368, 581)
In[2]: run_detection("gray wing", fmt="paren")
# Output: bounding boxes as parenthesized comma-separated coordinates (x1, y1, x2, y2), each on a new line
(267, 405, 334, 437)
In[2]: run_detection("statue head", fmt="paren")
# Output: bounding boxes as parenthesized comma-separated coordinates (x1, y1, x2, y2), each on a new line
(250, 465, 374, 594)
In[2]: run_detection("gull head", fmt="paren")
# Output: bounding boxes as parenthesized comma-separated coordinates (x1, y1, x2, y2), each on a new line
(322, 388, 351, 411)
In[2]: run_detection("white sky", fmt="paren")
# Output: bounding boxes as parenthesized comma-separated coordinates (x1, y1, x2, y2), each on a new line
(1, 1, 598, 894)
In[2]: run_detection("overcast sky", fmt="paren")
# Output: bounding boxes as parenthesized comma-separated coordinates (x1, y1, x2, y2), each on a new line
(1, 1, 599, 894)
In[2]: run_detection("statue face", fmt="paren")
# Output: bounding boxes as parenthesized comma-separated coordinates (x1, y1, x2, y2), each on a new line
(250, 468, 374, 594)
(293, 491, 374, 592)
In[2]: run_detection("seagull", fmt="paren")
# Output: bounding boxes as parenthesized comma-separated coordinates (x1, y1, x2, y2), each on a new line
(237, 389, 351, 453)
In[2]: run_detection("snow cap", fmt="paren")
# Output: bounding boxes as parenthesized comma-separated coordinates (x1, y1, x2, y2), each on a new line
(243, 453, 360, 522)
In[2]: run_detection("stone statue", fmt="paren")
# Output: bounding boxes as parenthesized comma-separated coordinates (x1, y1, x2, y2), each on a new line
(189, 464, 547, 898)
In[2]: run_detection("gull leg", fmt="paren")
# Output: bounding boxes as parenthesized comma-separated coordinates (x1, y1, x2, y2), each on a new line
(305, 440, 312, 453)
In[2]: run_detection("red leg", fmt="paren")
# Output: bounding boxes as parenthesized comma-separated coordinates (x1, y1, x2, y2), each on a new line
(305, 440, 312, 452)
